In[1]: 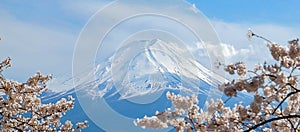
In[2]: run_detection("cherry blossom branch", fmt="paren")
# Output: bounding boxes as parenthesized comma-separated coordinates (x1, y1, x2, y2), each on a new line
(271, 89, 300, 115)
(288, 66, 298, 78)
(0, 58, 88, 131)
(245, 114, 300, 132)
(286, 118, 295, 131)
(247, 30, 272, 44)
(187, 112, 196, 130)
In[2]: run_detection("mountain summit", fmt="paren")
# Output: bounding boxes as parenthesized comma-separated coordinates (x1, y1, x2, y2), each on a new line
(71, 39, 225, 101)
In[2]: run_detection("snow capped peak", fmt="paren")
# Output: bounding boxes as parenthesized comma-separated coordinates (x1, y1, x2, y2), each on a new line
(49, 39, 226, 102)
(76, 39, 225, 100)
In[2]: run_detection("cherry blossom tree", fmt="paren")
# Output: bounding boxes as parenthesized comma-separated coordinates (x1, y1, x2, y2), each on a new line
(0, 57, 88, 131)
(134, 31, 300, 131)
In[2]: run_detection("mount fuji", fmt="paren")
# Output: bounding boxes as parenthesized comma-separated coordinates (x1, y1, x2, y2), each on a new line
(42, 39, 252, 131)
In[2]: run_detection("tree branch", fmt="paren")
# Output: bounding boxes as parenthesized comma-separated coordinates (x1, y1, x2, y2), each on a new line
(252, 33, 273, 44)
(271, 89, 300, 115)
(245, 115, 300, 132)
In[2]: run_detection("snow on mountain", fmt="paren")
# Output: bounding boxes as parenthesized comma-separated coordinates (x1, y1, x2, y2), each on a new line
(41, 39, 252, 131)
(56, 39, 226, 101)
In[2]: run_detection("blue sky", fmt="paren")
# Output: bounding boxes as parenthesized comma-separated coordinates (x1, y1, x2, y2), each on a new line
(1, 0, 300, 131)
(2, 0, 300, 28)
(194, 0, 300, 27)
(1, 0, 300, 81)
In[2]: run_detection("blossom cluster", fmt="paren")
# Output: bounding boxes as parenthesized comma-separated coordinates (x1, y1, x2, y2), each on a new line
(134, 92, 198, 132)
(224, 62, 247, 76)
(0, 58, 88, 131)
(134, 34, 300, 131)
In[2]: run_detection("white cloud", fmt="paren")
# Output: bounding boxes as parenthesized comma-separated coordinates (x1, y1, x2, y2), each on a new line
(211, 20, 300, 67)
(187, 41, 250, 67)
(205, 43, 250, 63)
(0, 8, 76, 81)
